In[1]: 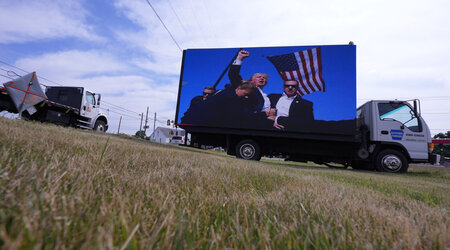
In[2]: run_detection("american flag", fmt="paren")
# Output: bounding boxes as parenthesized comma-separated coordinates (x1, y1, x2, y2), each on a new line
(267, 47, 325, 96)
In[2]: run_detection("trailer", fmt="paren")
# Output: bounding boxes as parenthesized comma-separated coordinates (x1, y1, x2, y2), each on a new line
(174, 44, 436, 173)
(0, 72, 108, 131)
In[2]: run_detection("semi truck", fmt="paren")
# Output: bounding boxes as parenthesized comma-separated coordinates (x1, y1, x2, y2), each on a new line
(0, 72, 108, 131)
(174, 44, 436, 173)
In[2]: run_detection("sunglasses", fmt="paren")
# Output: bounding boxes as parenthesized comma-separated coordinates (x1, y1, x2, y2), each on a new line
(283, 84, 298, 89)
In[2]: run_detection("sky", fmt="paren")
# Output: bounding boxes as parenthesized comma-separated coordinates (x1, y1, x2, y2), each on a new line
(0, 0, 449, 136)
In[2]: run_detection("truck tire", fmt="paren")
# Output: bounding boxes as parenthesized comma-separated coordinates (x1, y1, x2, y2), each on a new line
(94, 120, 106, 132)
(375, 149, 408, 173)
(236, 139, 260, 160)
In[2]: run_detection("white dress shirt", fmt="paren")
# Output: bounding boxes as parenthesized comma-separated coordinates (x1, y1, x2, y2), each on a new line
(275, 93, 295, 124)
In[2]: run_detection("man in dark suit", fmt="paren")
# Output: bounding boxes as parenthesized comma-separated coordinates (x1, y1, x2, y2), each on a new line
(228, 50, 276, 119)
(268, 80, 314, 130)
(180, 86, 215, 124)
(180, 82, 258, 128)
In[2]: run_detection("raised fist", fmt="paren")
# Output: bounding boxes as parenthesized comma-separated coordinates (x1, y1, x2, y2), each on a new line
(237, 50, 250, 61)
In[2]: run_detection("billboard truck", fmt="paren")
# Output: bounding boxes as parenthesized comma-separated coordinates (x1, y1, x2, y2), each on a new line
(175, 44, 437, 173)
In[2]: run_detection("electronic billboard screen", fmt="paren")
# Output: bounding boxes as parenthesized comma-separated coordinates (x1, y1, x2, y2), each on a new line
(176, 44, 356, 135)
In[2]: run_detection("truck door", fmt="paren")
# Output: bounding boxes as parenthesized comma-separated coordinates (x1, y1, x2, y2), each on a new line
(375, 102, 428, 160)
(81, 91, 99, 122)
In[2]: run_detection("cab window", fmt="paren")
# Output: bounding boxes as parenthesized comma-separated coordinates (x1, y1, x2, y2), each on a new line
(86, 92, 95, 105)
(378, 103, 421, 132)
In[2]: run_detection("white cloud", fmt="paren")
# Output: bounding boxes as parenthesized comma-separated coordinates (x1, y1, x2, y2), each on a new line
(15, 50, 128, 80)
(0, 0, 103, 43)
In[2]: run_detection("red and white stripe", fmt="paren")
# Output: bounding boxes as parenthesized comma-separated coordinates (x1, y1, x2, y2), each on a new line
(281, 47, 325, 96)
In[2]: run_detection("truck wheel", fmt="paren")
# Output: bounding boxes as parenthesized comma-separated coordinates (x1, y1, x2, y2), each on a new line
(375, 149, 408, 173)
(94, 120, 106, 132)
(236, 140, 260, 160)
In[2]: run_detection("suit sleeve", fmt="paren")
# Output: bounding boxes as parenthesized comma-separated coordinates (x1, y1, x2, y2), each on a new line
(268, 94, 281, 109)
(228, 65, 243, 89)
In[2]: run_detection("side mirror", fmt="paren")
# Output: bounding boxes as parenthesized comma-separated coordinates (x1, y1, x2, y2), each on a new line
(97, 94, 101, 105)
(413, 99, 420, 117)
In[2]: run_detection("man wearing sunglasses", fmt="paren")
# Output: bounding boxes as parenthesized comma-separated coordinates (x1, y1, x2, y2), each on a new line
(268, 80, 314, 130)
(181, 86, 216, 124)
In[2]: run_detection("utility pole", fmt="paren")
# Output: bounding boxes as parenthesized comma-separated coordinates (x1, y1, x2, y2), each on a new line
(143, 107, 149, 136)
(152, 112, 156, 141)
(139, 112, 143, 132)
(117, 116, 122, 134)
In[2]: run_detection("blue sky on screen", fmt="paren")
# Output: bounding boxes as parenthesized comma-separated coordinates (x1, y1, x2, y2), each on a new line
(178, 45, 356, 123)
(0, 0, 449, 135)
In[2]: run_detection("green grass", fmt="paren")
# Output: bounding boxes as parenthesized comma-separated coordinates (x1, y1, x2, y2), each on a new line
(0, 117, 449, 249)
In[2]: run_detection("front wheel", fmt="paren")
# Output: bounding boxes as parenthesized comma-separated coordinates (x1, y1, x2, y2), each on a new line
(235, 139, 261, 160)
(375, 149, 408, 173)
(94, 120, 106, 132)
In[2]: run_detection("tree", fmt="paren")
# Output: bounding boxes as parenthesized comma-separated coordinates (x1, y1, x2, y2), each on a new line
(135, 130, 146, 139)
(433, 131, 450, 139)
(433, 131, 450, 158)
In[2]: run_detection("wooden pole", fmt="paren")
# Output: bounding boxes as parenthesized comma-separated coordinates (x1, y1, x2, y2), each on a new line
(143, 107, 149, 136)
(152, 112, 156, 141)
(139, 112, 143, 132)
(117, 116, 122, 134)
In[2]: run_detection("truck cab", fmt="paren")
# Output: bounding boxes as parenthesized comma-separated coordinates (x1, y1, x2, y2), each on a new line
(45, 86, 108, 131)
(358, 100, 433, 172)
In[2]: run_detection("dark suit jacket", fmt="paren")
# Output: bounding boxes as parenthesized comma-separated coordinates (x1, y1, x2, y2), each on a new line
(228, 64, 265, 113)
(180, 95, 203, 124)
(268, 94, 314, 130)
(181, 88, 261, 128)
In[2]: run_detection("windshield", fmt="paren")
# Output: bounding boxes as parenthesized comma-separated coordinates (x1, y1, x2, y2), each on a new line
(378, 103, 421, 132)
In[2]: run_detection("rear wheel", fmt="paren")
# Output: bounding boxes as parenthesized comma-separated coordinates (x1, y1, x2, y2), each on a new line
(235, 139, 260, 160)
(375, 149, 408, 173)
(94, 120, 106, 132)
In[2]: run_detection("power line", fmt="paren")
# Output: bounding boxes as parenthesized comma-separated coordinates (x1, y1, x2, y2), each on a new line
(167, 0, 188, 35)
(186, 0, 207, 45)
(0, 67, 21, 78)
(0, 73, 14, 80)
(106, 109, 141, 120)
(102, 101, 141, 116)
(0, 61, 59, 87)
(0, 59, 29, 74)
(145, 0, 182, 52)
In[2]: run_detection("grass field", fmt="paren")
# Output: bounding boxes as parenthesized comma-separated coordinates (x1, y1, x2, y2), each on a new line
(0, 117, 449, 249)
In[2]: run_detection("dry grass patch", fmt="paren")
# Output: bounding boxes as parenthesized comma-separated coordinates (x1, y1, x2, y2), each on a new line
(0, 117, 449, 249)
